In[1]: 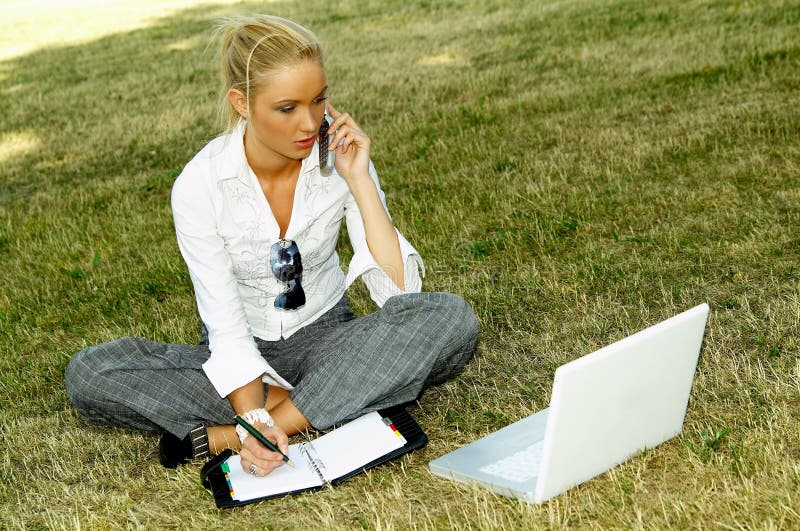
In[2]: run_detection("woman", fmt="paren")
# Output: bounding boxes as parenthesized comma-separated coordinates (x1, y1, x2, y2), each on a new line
(65, 14, 478, 478)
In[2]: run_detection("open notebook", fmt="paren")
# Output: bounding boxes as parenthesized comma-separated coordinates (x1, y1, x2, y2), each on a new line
(201, 407, 428, 508)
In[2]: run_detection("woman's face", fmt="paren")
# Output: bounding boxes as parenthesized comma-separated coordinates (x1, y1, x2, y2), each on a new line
(238, 59, 328, 165)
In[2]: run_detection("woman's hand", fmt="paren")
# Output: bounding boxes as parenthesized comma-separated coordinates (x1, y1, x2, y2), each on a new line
(238, 423, 289, 477)
(326, 101, 371, 183)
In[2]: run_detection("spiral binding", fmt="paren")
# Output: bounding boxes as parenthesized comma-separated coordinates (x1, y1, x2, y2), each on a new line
(299, 442, 328, 484)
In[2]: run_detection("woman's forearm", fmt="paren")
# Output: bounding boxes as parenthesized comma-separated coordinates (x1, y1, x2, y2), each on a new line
(227, 377, 266, 414)
(347, 174, 405, 290)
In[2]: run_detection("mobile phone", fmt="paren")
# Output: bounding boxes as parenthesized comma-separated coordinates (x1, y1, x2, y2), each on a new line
(318, 108, 335, 176)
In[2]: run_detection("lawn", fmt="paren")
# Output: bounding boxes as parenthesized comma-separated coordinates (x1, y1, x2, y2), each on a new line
(1, 0, 798, 528)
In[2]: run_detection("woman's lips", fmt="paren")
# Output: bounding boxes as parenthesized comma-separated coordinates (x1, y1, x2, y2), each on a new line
(295, 136, 316, 148)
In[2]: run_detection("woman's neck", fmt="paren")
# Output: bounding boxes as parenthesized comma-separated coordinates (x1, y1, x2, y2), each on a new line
(243, 127, 301, 182)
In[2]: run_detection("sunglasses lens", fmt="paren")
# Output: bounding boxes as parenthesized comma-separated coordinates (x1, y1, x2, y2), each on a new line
(274, 280, 305, 310)
(270, 241, 302, 280)
(270, 239, 305, 310)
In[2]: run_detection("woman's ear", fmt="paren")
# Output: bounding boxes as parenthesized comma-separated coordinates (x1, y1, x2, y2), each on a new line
(227, 88, 248, 118)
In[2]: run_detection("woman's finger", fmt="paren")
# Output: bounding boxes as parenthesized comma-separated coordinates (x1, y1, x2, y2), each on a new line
(327, 102, 347, 133)
(326, 101, 340, 118)
(326, 103, 361, 137)
(341, 131, 359, 154)
(240, 456, 261, 476)
(240, 444, 284, 477)
(261, 426, 289, 455)
(240, 458, 263, 477)
(331, 113, 354, 138)
(241, 433, 285, 462)
(240, 455, 282, 477)
(330, 125, 349, 150)
(334, 127, 362, 155)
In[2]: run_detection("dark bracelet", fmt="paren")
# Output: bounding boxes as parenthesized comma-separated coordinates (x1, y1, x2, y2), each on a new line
(188, 424, 210, 460)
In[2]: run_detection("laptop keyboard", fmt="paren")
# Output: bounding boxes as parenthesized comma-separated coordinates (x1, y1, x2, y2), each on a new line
(478, 440, 544, 483)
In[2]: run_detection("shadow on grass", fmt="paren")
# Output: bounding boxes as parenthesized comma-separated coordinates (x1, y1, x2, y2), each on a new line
(0, 2, 263, 199)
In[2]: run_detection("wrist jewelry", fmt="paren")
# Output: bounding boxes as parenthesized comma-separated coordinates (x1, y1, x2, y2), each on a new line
(235, 408, 275, 444)
(188, 423, 210, 460)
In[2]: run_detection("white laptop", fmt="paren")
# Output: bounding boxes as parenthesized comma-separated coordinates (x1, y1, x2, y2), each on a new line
(429, 303, 709, 504)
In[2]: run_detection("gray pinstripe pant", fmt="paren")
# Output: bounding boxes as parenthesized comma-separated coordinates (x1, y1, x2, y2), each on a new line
(65, 292, 478, 438)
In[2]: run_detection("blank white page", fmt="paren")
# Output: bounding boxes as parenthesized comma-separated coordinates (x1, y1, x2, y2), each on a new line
(311, 411, 406, 481)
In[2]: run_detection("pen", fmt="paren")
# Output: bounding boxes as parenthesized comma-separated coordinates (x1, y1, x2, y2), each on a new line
(234, 415, 296, 468)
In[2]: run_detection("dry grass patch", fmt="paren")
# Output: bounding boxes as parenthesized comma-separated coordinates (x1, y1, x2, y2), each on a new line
(1, 0, 799, 528)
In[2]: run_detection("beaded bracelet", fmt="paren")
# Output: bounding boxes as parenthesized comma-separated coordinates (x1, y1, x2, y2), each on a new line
(235, 407, 275, 444)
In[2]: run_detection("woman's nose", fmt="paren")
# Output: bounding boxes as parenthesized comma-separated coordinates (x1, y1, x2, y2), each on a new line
(302, 108, 319, 134)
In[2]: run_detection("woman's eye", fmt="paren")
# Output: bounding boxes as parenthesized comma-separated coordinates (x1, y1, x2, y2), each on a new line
(279, 106, 295, 113)
(314, 96, 327, 104)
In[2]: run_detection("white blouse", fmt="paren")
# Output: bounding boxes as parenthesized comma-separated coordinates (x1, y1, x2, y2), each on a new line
(171, 122, 425, 398)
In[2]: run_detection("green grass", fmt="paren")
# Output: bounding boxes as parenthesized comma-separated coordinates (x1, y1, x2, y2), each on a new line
(2, 0, 799, 528)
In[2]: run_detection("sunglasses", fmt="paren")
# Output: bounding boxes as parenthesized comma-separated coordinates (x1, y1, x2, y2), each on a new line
(269, 239, 305, 310)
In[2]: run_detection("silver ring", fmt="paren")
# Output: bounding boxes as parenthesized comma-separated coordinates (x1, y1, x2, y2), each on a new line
(248, 464, 258, 476)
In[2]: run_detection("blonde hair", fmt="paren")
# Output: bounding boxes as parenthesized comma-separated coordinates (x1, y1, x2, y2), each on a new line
(215, 14, 324, 131)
